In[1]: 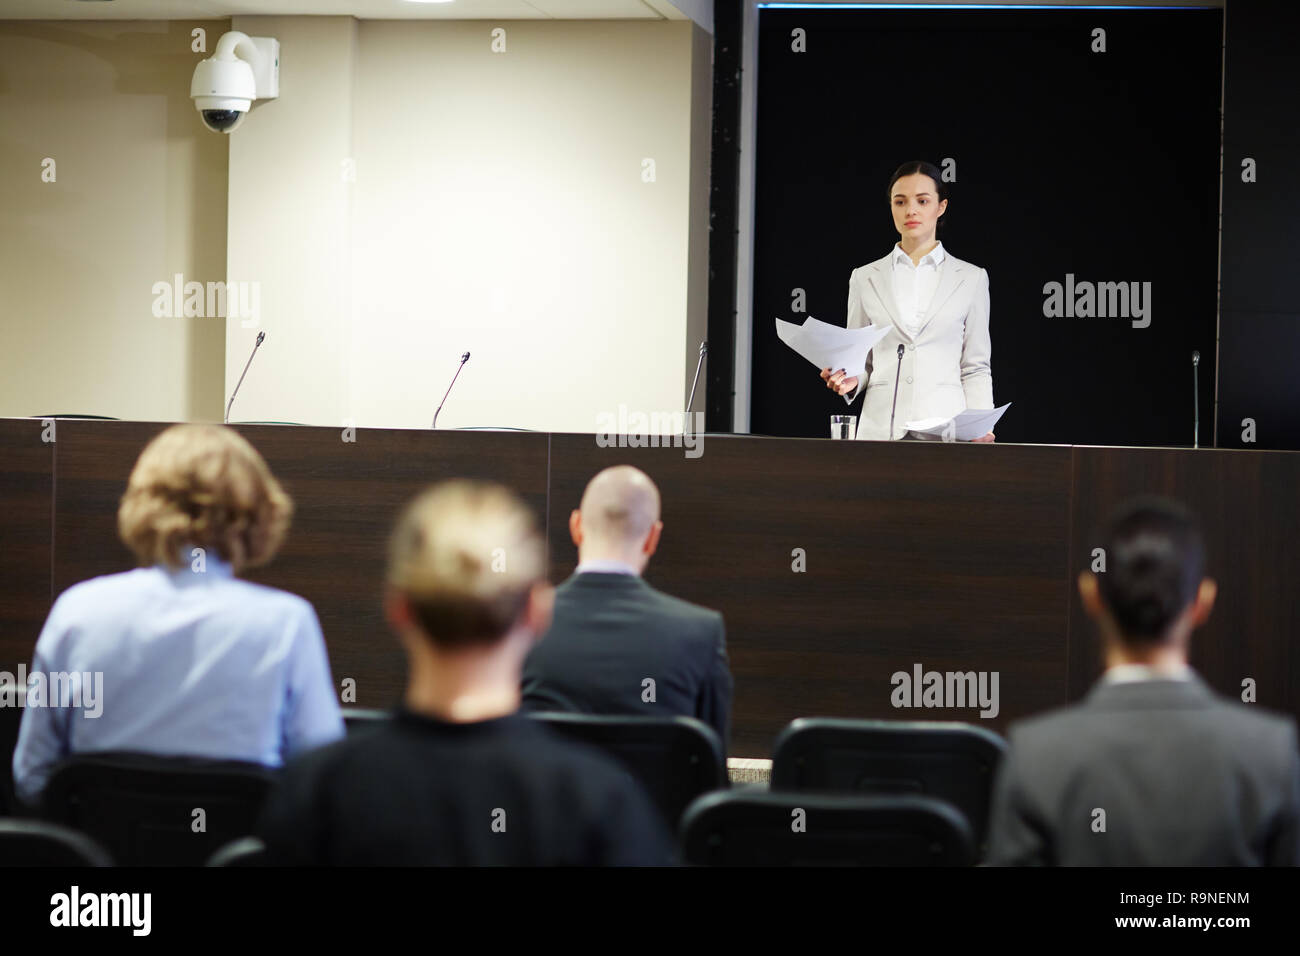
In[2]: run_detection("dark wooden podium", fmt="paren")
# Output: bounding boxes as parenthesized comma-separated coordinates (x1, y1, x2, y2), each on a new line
(2, 417, 1297, 756)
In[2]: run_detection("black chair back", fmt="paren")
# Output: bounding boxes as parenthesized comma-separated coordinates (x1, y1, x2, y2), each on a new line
(529, 712, 726, 829)
(42, 752, 276, 866)
(680, 790, 976, 866)
(0, 819, 113, 866)
(771, 718, 1007, 858)
(206, 836, 267, 867)
(0, 684, 26, 815)
(341, 707, 393, 735)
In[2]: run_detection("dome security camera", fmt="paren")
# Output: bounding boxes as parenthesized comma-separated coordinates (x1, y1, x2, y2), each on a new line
(191, 32, 279, 133)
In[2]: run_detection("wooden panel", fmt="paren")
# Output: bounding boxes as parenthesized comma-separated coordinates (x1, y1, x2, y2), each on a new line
(21, 421, 1299, 761)
(51, 420, 169, 598)
(0, 418, 54, 671)
(548, 434, 1076, 756)
(1068, 447, 1300, 722)
(51, 422, 550, 709)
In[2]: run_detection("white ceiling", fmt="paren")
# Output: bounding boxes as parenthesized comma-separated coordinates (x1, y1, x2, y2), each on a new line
(0, 0, 706, 24)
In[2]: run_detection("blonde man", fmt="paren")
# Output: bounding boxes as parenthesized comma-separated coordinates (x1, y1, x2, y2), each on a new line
(257, 481, 674, 865)
(12, 425, 343, 806)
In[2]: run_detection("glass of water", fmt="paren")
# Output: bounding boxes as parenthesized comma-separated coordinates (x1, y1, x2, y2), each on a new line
(830, 415, 857, 440)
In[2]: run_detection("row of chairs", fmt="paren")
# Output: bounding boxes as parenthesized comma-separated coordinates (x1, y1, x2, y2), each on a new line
(0, 708, 1007, 866)
(0, 821, 269, 867)
(2, 792, 978, 866)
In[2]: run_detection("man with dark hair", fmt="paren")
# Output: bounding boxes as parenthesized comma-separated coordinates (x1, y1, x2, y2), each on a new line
(987, 496, 1300, 866)
(521, 466, 732, 750)
(257, 481, 675, 865)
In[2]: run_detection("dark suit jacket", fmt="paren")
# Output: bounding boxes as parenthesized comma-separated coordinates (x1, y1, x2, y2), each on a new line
(521, 572, 732, 750)
(987, 674, 1300, 866)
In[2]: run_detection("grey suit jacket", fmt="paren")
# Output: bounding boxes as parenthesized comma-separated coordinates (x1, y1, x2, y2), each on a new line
(987, 674, 1300, 866)
(843, 250, 993, 441)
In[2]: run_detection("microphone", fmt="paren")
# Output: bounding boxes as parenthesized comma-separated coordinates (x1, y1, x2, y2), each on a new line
(686, 340, 708, 416)
(1192, 350, 1200, 449)
(889, 343, 905, 440)
(225, 331, 265, 424)
(432, 352, 471, 429)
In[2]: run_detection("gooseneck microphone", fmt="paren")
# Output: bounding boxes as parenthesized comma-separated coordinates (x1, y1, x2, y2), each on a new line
(432, 352, 471, 429)
(686, 340, 708, 416)
(889, 343, 905, 440)
(1192, 350, 1200, 449)
(225, 331, 265, 424)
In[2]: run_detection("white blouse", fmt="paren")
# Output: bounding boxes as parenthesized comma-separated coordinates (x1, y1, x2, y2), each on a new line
(891, 241, 946, 337)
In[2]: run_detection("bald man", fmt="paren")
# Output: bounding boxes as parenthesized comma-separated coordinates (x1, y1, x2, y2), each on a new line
(521, 466, 732, 751)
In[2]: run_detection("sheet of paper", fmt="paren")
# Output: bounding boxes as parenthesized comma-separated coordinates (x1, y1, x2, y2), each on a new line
(775, 317, 891, 382)
(904, 403, 1012, 441)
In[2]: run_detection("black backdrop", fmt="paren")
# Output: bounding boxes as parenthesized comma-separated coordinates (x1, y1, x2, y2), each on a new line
(1217, 0, 1300, 450)
(749, 7, 1223, 445)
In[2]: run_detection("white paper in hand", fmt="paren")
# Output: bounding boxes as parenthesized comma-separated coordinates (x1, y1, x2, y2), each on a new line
(775, 317, 891, 382)
(904, 403, 1012, 441)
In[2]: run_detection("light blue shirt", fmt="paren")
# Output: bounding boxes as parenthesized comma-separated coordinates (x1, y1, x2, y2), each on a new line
(12, 553, 344, 805)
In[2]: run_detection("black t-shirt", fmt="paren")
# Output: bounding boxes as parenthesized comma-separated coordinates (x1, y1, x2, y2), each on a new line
(257, 708, 677, 866)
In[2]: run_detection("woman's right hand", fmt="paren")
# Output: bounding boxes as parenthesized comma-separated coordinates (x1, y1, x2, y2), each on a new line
(820, 367, 859, 397)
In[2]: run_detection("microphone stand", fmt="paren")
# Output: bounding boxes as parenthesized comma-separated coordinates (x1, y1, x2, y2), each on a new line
(889, 343, 905, 440)
(1192, 350, 1200, 449)
(225, 331, 265, 424)
(433, 352, 471, 429)
(686, 341, 708, 416)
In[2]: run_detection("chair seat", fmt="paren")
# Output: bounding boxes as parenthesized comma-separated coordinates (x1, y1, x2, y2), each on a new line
(0, 819, 113, 867)
(680, 790, 976, 866)
(41, 751, 277, 867)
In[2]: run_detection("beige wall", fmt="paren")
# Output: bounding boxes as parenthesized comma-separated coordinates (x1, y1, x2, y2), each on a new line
(0, 16, 711, 431)
(225, 15, 357, 427)
(0, 20, 229, 422)
(229, 16, 711, 431)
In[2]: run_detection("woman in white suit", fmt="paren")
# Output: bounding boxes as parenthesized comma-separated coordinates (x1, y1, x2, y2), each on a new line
(821, 160, 995, 442)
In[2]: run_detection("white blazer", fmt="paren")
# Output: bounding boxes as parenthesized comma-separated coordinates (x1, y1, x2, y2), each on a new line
(843, 249, 994, 440)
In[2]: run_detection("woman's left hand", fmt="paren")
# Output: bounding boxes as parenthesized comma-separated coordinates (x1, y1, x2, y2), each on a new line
(970, 432, 996, 443)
